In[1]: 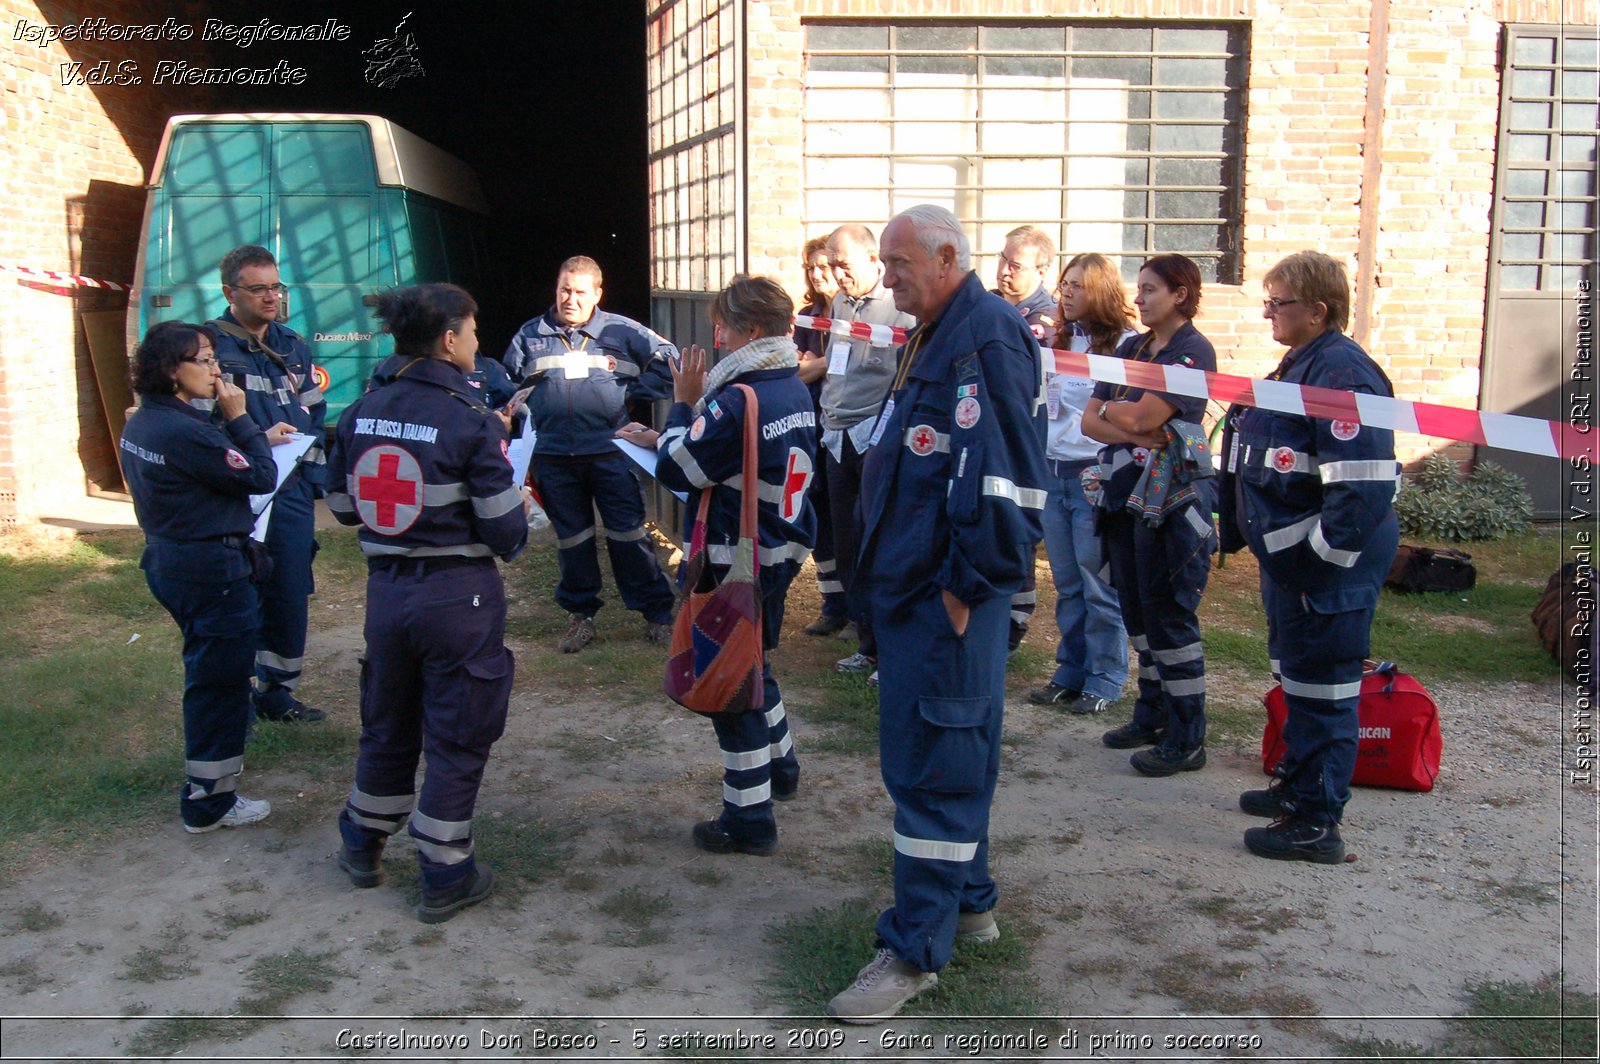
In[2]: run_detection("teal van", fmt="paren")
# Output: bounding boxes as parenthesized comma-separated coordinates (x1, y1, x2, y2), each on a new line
(129, 113, 490, 416)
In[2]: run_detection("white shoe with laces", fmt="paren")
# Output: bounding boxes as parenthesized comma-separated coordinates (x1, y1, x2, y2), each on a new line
(826, 948, 937, 1023)
(184, 794, 271, 834)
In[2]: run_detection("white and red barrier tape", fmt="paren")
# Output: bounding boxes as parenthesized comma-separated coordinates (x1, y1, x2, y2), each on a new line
(794, 313, 1588, 461)
(2, 263, 130, 292)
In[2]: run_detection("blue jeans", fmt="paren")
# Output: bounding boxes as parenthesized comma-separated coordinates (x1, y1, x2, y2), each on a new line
(1040, 467, 1128, 701)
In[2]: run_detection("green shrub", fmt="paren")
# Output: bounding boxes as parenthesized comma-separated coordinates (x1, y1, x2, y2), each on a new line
(1394, 454, 1534, 541)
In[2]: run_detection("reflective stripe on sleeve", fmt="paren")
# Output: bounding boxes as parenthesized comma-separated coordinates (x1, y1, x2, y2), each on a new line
(1261, 513, 1320, 554)
(1320, 459, 1400, 484)
(1308, 522, 1360, 568)
(664, 439, 713, 488)
(981, 476, 1047, 509)
(1184, 506, 1212, 538)
(472, 485, 524, 519)
(326, 491, 355, 515)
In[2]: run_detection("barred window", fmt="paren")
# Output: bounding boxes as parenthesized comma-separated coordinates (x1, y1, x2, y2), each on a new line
(804, 21, 1249, 283)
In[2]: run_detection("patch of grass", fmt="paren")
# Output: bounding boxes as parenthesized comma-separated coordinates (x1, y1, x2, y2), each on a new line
(1475, 874, 1557, 913)
(201, 908, 271, 937)
(237, 948, 345, 1012)
(126, 1014, 256, 1057)
(472, 814, 571, 907)
(839, 836, 895, 884)
(801, 672, 880, 756)
(547, 720, 659, 763)
(224, 878, 265, 895)
(8, 901, 64, 932)
(0, 956, 51, 995)
(597, 886, 673, 946)
(118, 922, 196, 983)
(1454, 975, 1599, 1059)
(410, 927, 445, 947)
(683, 864, 727, 887)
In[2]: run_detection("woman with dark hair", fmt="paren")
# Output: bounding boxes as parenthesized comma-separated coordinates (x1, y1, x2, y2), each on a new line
(1027, 253, 1135, 716)
(618, 275, 816, 855)
(794, 236, 848, 636)
(1222, 251, 1399, 864)
(120, 321, 278, 833)
(327, 283, 531, 923)
(1083, 253, 1218, 776)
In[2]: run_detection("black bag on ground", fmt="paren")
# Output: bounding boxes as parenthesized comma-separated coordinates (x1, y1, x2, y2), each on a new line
(1385, 545, 1475, 593)
(1531, 562, 1597, 684)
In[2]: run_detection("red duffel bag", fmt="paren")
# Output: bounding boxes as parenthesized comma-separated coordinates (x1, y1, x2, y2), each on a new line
(1261, 660, 1443, 791)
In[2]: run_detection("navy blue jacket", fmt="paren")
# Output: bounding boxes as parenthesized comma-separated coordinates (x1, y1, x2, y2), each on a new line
(501, 308, 676, 457)
(1092, 321, 1217, 514)
(326, 358, 528, 561)
(1220, 329, 1400, 599)
(208, 310, 327, 492)
(656, 364, 818, 580)
(858, 272, 1049, 610)
(994, 284, 1060, 349)
(121, 394, 277, 582)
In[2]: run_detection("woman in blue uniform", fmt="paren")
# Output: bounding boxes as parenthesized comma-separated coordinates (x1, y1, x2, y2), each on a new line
(120, 322, 278, 833)
(326, 284, 530, 923)
(1222, 251, 1399, 864)
(1083, 254, 1218, 776)
(618, 275, 817, 856)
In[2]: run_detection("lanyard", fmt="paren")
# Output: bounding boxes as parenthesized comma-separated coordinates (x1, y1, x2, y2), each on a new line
(1111, 332, 1161, 403)
(889, 328, 929, 394)
(557, 331, 589, 352)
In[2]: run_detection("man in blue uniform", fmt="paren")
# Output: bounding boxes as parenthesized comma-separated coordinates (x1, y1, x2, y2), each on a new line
(827, 206, 1048, 1023)
(990, 225, 1058, 656)
(209, 245, 327, 724)
(1220, 251, 1400, 864)
(502, 256, 677, 653)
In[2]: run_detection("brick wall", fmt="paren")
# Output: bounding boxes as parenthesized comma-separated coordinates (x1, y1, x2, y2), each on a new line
(712, 0, 1598, 466)
(0, 1, 214, 523)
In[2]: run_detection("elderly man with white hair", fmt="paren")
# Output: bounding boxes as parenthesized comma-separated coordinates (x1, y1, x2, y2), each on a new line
(826, 205, 1049, 1023)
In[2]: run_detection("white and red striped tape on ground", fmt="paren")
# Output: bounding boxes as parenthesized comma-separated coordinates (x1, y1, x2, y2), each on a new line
(2, 263, 131, 292)
(793, 313, 1589, 462)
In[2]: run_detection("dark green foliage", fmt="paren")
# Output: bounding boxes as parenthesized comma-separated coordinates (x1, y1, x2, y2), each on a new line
(1395, 454, 1533, 541)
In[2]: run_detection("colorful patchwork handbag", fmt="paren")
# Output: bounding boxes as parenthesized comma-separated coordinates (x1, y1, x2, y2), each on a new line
(663, 383, 765, 716)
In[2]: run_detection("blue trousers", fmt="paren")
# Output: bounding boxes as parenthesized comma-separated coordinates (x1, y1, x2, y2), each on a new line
(339, 561, 513, 889)
(145, 571, 258, 828)
(873, 590, 1008, 973)
(534, 453, 674, 623)
(1041, 467, 1128, 700)
(1261, 570, 1376, 824)
(254, 480, 315, 716)
(826, 438, 876, 657)
(708, 571, 800, 840)
(1102, 508, 1211, 752)
(808, 449, 847, 620)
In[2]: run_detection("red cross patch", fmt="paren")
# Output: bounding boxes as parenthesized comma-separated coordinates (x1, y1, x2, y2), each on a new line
(605, 355, 617, 373)
(1272, 446, 1297, 473)
(1331, 419, 1361, 441)
(225, 449, 249, 470)
(1132, 447, 1150, 467)
(781, 447, 813, 522)
(312, 364, 330, 392)
(354, 445, 424, 535)
(908, 424, 938, 456)
(955, 397, 981, 429)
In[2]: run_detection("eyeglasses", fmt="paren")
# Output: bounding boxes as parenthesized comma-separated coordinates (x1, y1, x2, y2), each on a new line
(1262, 298, 1300, 312)
(997, 254, 1037, 275)
(235, 283, 288, 296)
(1052, 281, 1084, 300)
(185, 357, 220, 368)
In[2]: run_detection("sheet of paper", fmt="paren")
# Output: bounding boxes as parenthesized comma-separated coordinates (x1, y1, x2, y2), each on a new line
(613, 437, 687, 502)
(251, 433, 317, 542)
(506, 419, 536, 486)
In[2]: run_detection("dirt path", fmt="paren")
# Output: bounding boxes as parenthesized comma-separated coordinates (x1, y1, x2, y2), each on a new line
(1, 553, 1593, 1061)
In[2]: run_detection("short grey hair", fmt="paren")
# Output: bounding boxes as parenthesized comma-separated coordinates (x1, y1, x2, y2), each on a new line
(896, 205, 971, 270)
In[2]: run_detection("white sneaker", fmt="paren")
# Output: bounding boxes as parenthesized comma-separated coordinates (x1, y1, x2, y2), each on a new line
(956, 909, 1000, 943)
(867, 670, 879, 688)
(184, 795, 271, 834)
(826, 948, 937, 1023)
(835, 652, 877, 673)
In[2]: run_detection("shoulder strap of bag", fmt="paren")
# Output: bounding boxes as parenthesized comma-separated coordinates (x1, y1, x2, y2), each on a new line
(732, 383, 760, 582)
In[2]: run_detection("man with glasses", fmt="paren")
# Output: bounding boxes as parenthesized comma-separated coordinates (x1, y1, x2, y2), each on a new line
(208, 244, 328, 724)
(990, 225, 1058, 657)
(820, 224, 917, 680)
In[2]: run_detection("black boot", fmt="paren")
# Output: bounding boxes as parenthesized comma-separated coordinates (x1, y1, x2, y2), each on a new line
(417, 863, 495, 923)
